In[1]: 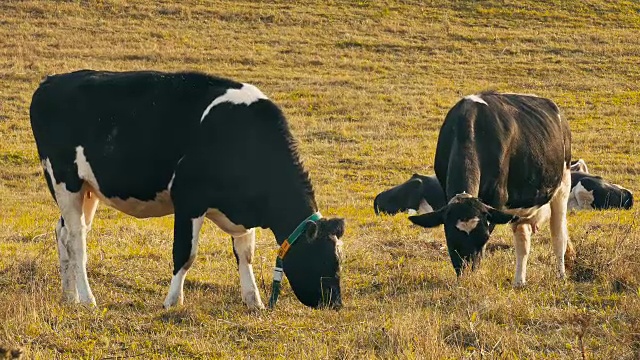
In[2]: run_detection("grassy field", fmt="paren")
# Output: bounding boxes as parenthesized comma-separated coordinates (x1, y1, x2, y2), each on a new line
(1, 0, 640, 358)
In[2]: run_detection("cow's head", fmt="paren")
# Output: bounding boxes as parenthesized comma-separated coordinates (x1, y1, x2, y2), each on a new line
(408, 193, 517, 275)
(283, 217, 345, 309)
(374, 174, 425, 215)
(623, 190, 634, 209)
(619, 187, 634, 209)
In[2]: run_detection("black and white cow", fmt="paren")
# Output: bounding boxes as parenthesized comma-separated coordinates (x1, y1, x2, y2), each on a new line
(569, 171, 633, 210)
(30, 70, 345, 310)
(373, 174, 446, 216)
(408, 91, 574, 286)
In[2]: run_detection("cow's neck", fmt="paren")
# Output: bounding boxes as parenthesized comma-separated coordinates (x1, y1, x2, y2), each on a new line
(268, 191, 317, 245)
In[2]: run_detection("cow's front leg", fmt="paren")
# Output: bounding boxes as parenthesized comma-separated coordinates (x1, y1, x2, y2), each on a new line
(233, 228, 264, 310)
(512, 222, 532, 287)
(163, 214, 204, 308)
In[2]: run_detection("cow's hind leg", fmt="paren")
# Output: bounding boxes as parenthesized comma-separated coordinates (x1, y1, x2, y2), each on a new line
(55, 216, 77, 302)
(550, 167, 573, 279)
(163, 214, 205, 308)
(232, 228, 265, 310)
(55, 187, 96, 305)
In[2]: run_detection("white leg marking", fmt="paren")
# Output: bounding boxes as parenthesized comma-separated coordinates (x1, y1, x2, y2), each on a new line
(456, 217, 480, 234)
(45, 158, 96, 304)
(206, 209, 264, 310)
(550, 167, 572, 279)
(200, 83, 269, 122)
(464, 94, 488, 106)
(164, 216, 205, 309)
(55, 218, 78, 302)
(512, 222, 532, 287)
(233, 228, 264, 310)
(164, 268, 187, 309)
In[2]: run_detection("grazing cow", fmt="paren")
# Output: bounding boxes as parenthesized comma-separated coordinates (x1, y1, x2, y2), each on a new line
(30, 70, 345, 310)
(569, 171, 633, 210)
(408, 91, 574, 286)
(373, 174, 446, 215)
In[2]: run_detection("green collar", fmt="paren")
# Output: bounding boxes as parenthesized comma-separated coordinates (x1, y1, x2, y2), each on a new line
(268, 211, 322, 309)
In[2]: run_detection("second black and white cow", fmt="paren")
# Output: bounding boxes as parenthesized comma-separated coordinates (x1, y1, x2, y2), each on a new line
(409, 91, 574, 286)
(30, 70, 345, 310)
(570, 171, 634, 210)
(373, 174, 446, 216)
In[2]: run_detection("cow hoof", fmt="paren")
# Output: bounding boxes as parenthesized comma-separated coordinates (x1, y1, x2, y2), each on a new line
(78, 295, 97, 307)
(62, 292, 80, 304)
(513, 280, 527, 288)
(81, 299, 97, 307)
(163, 293, 183, 309)
(243, 291, 265, 310)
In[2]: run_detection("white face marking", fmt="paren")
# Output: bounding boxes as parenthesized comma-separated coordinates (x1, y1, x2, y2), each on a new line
(456, 217, 480, 234)
(407, 209, 418, 216)
(464, 94, 488, 106)
(572, 181, 595, 209)
(200, 83, 269, 122)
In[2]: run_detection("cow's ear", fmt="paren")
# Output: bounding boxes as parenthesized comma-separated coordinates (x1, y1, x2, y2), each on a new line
(325, 218, 346, 238)
(487, 207, 517, 224)
(305, 221, 319, 239)
(409, 208, 445, 228)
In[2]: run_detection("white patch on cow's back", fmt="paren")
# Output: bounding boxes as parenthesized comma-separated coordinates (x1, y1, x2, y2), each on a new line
(200, 83, 269, 122)
(572, 181, 594, 210)
(456, 217, 480, 234)
(464, 94, 488, 106)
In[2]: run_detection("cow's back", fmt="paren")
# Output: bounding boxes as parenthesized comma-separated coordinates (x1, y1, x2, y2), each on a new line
(30, 70, 242, 201)
(434, 92, 571, 209)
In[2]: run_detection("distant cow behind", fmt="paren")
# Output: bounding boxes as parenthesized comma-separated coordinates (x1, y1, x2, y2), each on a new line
(30, 70, 345, 310)
(375, 159, 632, 215)
(373, 174, 446, 216)
(408, 91, 574, 286)
(570, 171, 633, 210)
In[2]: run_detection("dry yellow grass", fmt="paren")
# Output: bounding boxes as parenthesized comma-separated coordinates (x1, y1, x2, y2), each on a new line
(1, 0, 640, 358)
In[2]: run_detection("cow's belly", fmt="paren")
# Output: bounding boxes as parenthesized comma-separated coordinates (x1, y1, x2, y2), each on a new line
(87, 185, 174, 218)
